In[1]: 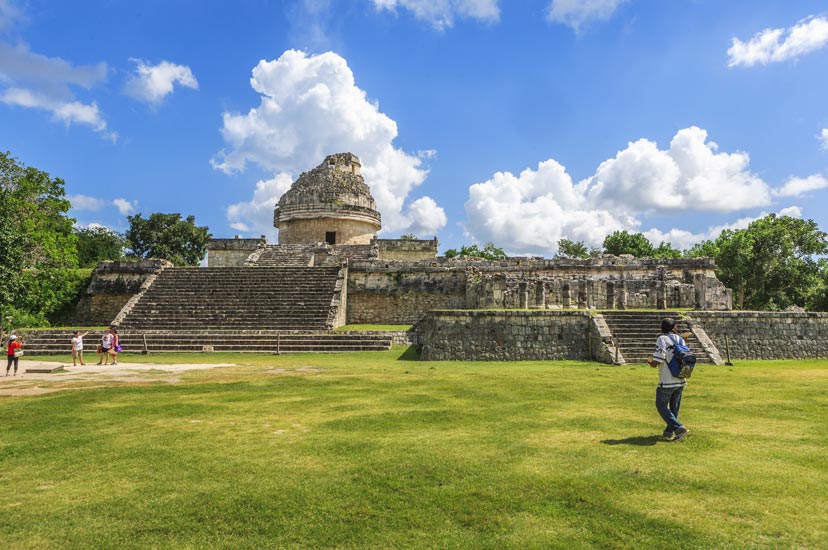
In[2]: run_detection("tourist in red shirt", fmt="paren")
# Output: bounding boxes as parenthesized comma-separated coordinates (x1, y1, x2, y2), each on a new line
(6, 334, 24, 376)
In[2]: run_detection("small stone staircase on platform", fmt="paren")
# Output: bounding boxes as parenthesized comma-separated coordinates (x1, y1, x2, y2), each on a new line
(18, 330, 393, 355)
(246, 245, 315, 267)
(600, 311, 723, 365)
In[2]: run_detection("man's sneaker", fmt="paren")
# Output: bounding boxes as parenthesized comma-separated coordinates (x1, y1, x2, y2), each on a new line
(673, 427, 690, 442)
(662, 430, 674, 441)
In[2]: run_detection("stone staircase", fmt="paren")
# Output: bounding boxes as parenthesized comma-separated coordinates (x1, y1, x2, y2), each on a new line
(248, 245, 315, 267)
(16, 330, 393, 355)
(116, 266, 341, 331)
(601, 311, 717, 364)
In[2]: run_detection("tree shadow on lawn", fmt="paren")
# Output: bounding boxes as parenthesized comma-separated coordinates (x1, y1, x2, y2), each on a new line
(601, 435, 663, 446)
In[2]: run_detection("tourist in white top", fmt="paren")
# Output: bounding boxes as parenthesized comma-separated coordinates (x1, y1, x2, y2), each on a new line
(97, 329, 114, 365)
(71, 330, 89, 366)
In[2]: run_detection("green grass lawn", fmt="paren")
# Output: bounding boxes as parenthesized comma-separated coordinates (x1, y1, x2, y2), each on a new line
(1, 351, 826, 549)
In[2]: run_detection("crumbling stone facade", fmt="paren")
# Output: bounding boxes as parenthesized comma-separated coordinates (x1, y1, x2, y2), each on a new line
(274, 153, 382, 245)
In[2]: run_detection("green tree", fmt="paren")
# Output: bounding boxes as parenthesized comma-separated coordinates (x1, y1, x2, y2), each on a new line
(444, 242, 507, 260)
(0, 188, 25, 310)
(652, 241, 682, 259)
(556, 238, 599, 259)
(700, 215, 828, 310)
(0, 151, 77, 270)
(399, 233, 418, 240)
(1, 151, 79, 324)
(75, 226, 126, 267)
(602, 231, 655, 257)
(126, 213, 212, 266)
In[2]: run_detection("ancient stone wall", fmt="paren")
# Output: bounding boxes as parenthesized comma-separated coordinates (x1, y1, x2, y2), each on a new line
(465, 256, 731, 311)
(347, 261, 467, 324)
(73, 259, 171, 325)
(207, 237, 263, 267)
(689, 311, 828, 360)
(375, 238, 438, 261)
(415, 310, 592, 361)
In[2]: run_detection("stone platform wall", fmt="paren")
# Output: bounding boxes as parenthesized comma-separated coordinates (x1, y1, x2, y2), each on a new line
(347, 261, 468, 324)
(72, 259, 171, 325)
(415, 310, 593, 361)
(689, 311, 828, 360)
(207, 237, 263, 268)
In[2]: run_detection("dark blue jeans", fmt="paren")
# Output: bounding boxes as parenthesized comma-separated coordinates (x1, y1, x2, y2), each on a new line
(656, 385, 685, 434)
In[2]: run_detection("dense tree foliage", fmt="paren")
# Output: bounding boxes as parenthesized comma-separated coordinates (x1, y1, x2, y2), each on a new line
(1, 152, 80, 326)
(75, 226, 126, 267)
(126, 213, 211, 266)
(444, 242, 507, 260)
(556, 238, 600, 259)
(688, 215, 828, 310)
(0, 188, 25, 308)
(602, 231, 655, 257)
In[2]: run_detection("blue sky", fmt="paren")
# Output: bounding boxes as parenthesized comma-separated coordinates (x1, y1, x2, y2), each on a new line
(1, 0, 827, 255)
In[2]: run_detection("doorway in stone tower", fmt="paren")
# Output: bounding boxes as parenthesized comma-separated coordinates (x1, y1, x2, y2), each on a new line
(325, 231, 336, 245)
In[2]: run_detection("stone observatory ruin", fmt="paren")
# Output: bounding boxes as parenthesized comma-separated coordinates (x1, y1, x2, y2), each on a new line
(28, 151, 827, 363)
(273, 153, 381, 246)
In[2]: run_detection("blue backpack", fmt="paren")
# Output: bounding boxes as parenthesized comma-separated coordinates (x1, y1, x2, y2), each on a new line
(666, 334, 696, 379)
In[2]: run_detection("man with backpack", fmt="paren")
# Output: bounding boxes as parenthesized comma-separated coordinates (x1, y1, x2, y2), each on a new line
(647, 317, 694, 442)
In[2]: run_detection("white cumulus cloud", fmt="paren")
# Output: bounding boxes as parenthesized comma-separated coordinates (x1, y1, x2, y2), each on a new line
(728, 15, 828, 67)
(464, 159, 636, 256)
(0, 42, 113, 138)
(113, 198, 137, 216)
(215, 49, 446, 238)
(124, 59, 199, 105)
(463, 127, 820, 256)
(773, 174, 828, 197)
(68, 194, 108, 211)
(371, 0, 500, 29)
(226, 174, 294, 240)
(819, 128, 828, 150)
(547, 0, 627, 31)
(586, 126, 771, 214)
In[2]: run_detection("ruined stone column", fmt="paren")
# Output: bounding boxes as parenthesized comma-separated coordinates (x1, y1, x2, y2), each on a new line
(562, 282, 571, 308)
(519, 282, 529, 309)
(578, 280, 588, 309)
(656, 281, 667, 310)
(606, 281, 615, 310)
(617, 279, 627, 310)
(535, 281, 546, 309)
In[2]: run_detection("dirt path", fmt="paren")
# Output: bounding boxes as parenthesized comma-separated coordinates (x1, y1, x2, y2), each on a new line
(0, 360, 237, 396)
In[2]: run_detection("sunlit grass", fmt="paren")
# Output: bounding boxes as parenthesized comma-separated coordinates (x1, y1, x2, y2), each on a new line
(1, 351, 826, 548)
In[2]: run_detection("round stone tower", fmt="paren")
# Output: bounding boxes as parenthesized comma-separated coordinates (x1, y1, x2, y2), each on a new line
(274, 153, 382, 245)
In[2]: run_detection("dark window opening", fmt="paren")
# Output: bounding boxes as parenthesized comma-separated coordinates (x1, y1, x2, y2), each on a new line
(325, 231, 336, 245)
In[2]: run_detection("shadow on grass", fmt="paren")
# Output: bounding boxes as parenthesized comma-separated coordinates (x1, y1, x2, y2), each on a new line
(395, 346, 419, 361)
(601, 435, 662, 446)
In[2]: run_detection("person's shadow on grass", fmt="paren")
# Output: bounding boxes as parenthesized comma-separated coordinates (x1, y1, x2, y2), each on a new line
(601, 435, 662, 446)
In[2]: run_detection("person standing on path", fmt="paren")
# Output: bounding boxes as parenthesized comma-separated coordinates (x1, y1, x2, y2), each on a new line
(647, 318, 690, 442)
(97, 328, 113, 365)
(110, 328, 121, 365)
(71, 330, 89, 366)
(6, 334, 24, 376)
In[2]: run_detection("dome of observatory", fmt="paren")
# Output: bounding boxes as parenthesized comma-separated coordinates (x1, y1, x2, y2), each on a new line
(273, 153, 382, 245)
